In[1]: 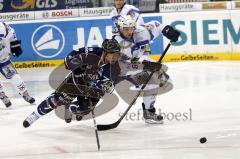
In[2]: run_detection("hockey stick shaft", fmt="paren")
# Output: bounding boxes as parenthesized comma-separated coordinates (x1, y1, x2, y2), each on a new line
(97, 42, 172, 131)
(72, 74, 101, 151)
(91, 109, 101, 151)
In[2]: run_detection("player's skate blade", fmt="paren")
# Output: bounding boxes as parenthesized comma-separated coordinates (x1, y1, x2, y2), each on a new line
(23, 112, 41, 128)
(145, 118, 164, 124)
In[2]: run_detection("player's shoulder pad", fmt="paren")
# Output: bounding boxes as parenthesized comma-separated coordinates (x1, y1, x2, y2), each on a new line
(135, 25, 148, 34)
(133, 26, 151, 42)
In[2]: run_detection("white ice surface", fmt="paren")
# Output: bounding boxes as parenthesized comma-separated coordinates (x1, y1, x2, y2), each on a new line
(0, 61, 240, 159)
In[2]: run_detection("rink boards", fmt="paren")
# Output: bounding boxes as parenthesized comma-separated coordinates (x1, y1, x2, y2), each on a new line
(5, 10, 240, 68)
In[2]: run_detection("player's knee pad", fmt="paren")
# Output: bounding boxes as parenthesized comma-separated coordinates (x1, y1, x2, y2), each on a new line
(69, 101, 91, 116)
(46, 94, 64, 109)
(0, 60, 17, 79)
(37, 100, 54, 115)
(9, 74, 27, 96)
(37, 93, 70, 116)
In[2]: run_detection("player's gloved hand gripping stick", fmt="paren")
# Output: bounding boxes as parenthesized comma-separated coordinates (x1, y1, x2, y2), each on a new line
(97, 42, 172, 131)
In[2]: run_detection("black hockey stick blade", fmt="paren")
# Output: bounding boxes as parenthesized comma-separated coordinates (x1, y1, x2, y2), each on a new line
(97, 42, 172, 131)
(97, 120, 120, 131)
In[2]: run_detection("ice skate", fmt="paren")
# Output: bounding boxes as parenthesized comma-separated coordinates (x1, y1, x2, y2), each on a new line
(22, 91, 35, 104)
(23, 112, 41, 128)
(0, 92, 12, 107)
(142, 103, 163, 124)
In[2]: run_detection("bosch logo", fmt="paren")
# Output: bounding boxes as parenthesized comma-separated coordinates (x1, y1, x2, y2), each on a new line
(31, 25, 65, 58)
(52, 11, 73, 17)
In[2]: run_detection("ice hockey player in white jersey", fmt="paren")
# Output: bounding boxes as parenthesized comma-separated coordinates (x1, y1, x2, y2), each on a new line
(113, 15, 180, 124)
(110, 0, 144, 28)
(23, 39, 121, 128)
(0, 22, 35, 107)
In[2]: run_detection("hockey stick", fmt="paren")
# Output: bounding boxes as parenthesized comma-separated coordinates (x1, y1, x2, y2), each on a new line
(97, 42, 172, 131)
(72, 72, 101, 151)
(91, 108, 101, 151)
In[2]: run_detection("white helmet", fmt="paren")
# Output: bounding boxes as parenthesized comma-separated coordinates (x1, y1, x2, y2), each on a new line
(117, 15, 136, 30)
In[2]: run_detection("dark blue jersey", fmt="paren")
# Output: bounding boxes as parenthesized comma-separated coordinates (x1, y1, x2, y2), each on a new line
(64, 47, 103, 71)
(64, 47, 120, 93)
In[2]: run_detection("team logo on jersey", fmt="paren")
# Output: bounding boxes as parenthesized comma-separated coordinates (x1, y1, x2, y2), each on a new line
(31, 24, 65, 58)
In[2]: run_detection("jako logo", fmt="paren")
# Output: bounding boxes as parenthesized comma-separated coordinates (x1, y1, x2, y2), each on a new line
(11, 0, 57, 10)
(31, 24, 65, 58)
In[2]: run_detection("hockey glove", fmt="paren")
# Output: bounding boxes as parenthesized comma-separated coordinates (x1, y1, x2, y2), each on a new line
(101, 80, 114, 94)
(10, 40, 22, 57)
(142, 60, 162, 72)
(162, 25, 180, 42)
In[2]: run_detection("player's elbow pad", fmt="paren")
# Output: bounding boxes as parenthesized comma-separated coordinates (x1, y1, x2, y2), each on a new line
(64, 56, 82, 71)
(10, 40, 22, 57)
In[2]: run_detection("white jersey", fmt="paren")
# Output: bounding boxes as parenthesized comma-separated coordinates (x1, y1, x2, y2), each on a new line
(113, 21, 165, 61)
(0, 22, 17, 63)
(110, 4, 144, 26)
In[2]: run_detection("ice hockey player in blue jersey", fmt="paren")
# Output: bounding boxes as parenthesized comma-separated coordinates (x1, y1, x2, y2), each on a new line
(113, 15, 180, 124)
(23, 39, 121, 128)
(0, 22, 35, 107)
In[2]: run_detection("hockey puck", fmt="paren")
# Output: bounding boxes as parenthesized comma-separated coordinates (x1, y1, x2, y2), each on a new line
(200, 137, 207, 143)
